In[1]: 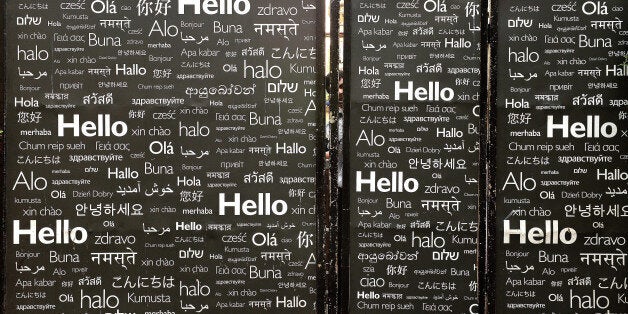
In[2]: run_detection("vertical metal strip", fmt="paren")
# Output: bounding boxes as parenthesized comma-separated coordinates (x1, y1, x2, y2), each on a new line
(478, 0, 490, 313)
(328, 0, 340, 313)
(485, 0, 499, 312)
(1, 1, 6, 311)
(316, 0, 329, 312)
(339, 0, 352, 313)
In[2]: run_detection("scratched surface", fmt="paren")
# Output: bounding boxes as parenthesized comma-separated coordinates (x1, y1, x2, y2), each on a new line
(345, 0, 481, 312)
(491, 0, 628, 312)
(4, 0, 324, 312)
